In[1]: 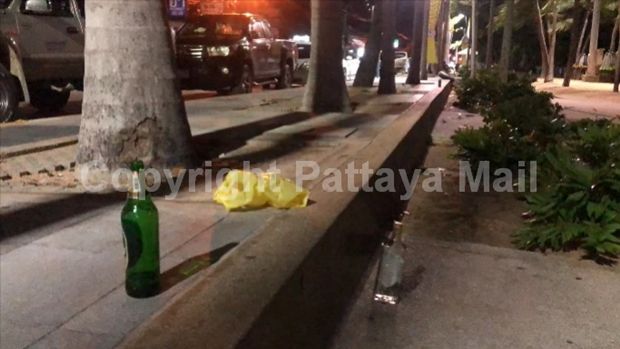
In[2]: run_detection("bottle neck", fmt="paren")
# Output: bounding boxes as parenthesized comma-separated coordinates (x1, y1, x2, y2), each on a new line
(128, 170, 145, 200)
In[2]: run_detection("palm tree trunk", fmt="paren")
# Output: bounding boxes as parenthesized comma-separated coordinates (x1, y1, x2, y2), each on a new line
(615, 0, 620, 92)
(585, 0, 601, 80)
(353, 3, 382, 87)
(407, 0, 425, 85)
(421, 0, 430, 79)
(378, 0, 397, 94)
(77, 0, 195, 176)
(563, 2, 584, 87)
(499, 0, 514, 81)
(610, 2, 620, 53)
(302, 0, 351, 113)
(547, 0, 559, 82)
(471, 0, 478, 78)
(534, 0, 550, 82)
(575, 10, 590, 64)
(485, 0, 495, 68)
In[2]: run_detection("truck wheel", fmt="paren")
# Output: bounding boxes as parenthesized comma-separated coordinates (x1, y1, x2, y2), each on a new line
(230, 64, 253, 94)
(0, 76, 18, 123)
(30, 86, 70, 112)
(276, 62, 293, 89)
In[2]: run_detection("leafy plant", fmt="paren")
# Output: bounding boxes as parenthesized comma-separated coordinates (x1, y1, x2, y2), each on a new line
(452, 69, 620, 261)
(454, 69, 537, 115)
(514, 148, 620, 260)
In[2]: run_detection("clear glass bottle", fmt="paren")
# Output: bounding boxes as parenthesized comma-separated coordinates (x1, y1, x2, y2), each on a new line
(373, 221, 405, 305)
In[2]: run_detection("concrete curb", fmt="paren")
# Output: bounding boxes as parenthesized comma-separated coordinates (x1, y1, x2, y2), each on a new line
(0, 136, 78, 159)
(119, 81, 452, 349)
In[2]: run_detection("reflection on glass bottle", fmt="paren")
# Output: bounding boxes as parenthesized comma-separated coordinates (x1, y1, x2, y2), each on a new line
(121, 160, 160, 298)
(373, 221, 405, 305)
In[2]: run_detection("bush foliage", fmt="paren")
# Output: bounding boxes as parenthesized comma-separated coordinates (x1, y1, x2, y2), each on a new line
(452, 69, 620, 261)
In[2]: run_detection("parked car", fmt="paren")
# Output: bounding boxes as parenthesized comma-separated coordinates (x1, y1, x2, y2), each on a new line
(0, 0, 85, 121)
(394, 51, 409, 73)
(175, 13, 297, 95)
(292, 41, 361, 83)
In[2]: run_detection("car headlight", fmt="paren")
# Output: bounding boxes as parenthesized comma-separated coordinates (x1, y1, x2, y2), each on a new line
(207, 46, 231, 57)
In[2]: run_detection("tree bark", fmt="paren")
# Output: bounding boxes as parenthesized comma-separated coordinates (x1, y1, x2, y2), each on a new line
(499, 0, 514, 82)
(611, 2, 620, 53)
(485, 0, 495, 68)
(534, 0, 550, 82)
(471, 0, 478, 78)
(353, 3, 382, 87)
(421, 0, 430, 79)
(302, 0, 351, 113)
(547, 0, 559, 82)
(585, 0, 601, 79)
(576, 10, 590, 64)
(615, 0, 620, 92)
(77, 0, 195, 177)
(563, 2, 584, 87)
(407, 0, 425, 85)
(378, 0, 397, 94)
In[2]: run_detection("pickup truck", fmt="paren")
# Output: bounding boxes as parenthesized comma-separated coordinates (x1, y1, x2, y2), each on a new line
(0, 0, 84, 122)
(175, 13, 297, 95)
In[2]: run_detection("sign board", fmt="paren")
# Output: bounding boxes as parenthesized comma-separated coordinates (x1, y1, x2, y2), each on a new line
(201, 0, 225, 15)
(169, 0, 186, 18)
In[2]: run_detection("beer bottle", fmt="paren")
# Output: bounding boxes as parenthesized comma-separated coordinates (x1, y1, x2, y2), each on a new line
(121, 160, 160, 298)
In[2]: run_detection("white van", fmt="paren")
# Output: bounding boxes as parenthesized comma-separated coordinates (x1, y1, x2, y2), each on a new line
(0, 0, 84, 121)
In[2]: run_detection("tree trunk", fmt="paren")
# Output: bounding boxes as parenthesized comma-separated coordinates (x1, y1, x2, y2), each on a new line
(534, 0, 550, 82)
(585, 0, 601, 79)
(534, 0, 553, 82)
(485, 0, 495, 68)
(302, 0, 351, 113)
(499, 0, 514, 81)
(77, 0, 195, 177)
(471, 0, 478, 78)
(421, 0, 430, 79)
(547, 0, 559, 82)
(407, 0, 425, 85)
(378, 0, 397, 94)
(611, 2, 620, 53)
(576, 10, 590, 64)
(353, 3, 382, 87)
(563, 2, 584, 87)
(615, 0, 620, 92)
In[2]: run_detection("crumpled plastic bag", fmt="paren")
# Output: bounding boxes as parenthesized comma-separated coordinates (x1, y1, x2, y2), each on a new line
(213, 170, 309, 211)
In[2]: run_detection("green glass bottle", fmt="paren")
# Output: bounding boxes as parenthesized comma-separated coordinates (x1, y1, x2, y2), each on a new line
(121, 160, 160, 298)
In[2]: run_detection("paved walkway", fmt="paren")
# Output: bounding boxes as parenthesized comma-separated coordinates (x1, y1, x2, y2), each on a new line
(533, 78, 620, 122)
(330, 98, 620, 349)
(0, 82, 437, 349)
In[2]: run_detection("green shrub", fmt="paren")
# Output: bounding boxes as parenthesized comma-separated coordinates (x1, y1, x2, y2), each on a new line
(515, 147, 620, 260)
(454, 69, 537, 115)
(452, 69, 620, 261)
(453, 91, 565, 170)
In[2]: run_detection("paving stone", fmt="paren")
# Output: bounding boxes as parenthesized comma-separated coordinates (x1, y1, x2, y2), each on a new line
(0, 319, 55, 349)
(62, 285, 178, 340)
(28, 328, 123, 349)
(0, 244, 122, 328)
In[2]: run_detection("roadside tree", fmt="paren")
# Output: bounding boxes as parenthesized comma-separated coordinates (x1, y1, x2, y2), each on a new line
(77, 0, 195, 177)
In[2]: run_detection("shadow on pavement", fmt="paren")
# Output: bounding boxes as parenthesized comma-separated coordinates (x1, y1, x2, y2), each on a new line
(0, 192, 124, 240)
(159, 242, 239, 293)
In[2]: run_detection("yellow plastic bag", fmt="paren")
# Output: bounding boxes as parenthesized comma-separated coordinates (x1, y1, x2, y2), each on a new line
(213, 170, 309, 211)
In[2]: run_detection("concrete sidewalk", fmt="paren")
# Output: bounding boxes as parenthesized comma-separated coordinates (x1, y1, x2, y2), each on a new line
(330, 96, 620, 349)
(0, 88, 303, 157)
(0, 81, 443, 349)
